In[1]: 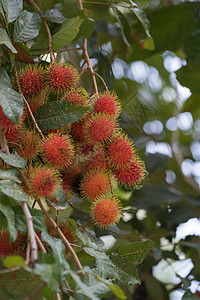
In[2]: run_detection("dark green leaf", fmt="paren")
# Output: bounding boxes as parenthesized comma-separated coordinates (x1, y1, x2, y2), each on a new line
(44, 9, 67, 23)
(76, 17, 95, 39)
(112, 6, 131, 46)
(182, 290, 199, 300)
(0, 192, 17, 242)
(2, 0, 23, 23)
(15, 207, 47, 232)
(3, 255, 24, 268)
(13, 10, 41, 43)
(84, 228, 104, 250)
(33, 101, 88, 131)
(176, 63, 200, 94)
(0, 67, 11, 87)
(0, 168, 21, 183)
(0, 152, 26, 168)
(0, 180, 27, 202)
(52, 17, 83, 51)
(143, 273, 168, 300)
(0, 83, 23, 123)
(145, 153, 169, 172)
(0, 28, 17, 53)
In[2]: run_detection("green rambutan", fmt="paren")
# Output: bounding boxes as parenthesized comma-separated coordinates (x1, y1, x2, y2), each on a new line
(106, 134, 135, 169)
(81, 169, 111, 201)
(28, 166, 61, 198)
(62, 88, 89, 107)
(18, 64, 44, 98)
(45, 62, 79, 94)
(91, 196, 122, 228)
(83, 113, 117, 145)
(115, 158, 146, 187)
(42, 133, 75, 169)
(93, 91, 121, 118)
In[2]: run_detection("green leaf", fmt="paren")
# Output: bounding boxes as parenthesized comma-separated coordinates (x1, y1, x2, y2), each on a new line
(76, 17, 95, 39)
(47, 187, 69, 209)
(0, 192, 17, 242)
(2, 0, 23, 23)
(145, 153, 169, 173)
(0, 168, 21, 183)
(117, 240, 154, 265)
(15, 207, 47, 232)
(13, 10, 41, 43)
(33, 101, 88, 131)
(0, 28, 17, 53)
(0, 180, 27, 202)
(0, 83, 23, 123)
(0, 67, 11, 87)
(101, 280, 126, 300)
(182, 290, 199, 300)
(131, 8, 155, 50)
(112, 6, 131, 47)
(52, 17, 83, 51)
(44, 8, 67, 23)
(0, 152, 26, 168)
(84, 228, 104, 250)
(3, 255, 24, 268)
(176, 63, 200, 94)
(111, 254, 140, 285)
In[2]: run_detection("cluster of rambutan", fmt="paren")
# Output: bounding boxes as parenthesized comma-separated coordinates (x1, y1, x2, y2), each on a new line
(0, 62, 146, 235)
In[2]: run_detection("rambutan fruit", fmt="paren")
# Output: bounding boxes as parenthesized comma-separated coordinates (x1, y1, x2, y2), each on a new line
(115, 158, 146, 187)
(86, 151, 107, 171)
(81, 169, 111, 201)
(0, 231, 26, 258)
(42, 133, 75, 169)
(71, 112, 91, 142)
(18, 64, 44, 98)
(93, 91, 121, 118)
(45, 62, 79, 94)
(28, 166, 61, 198)
(62, 165, 83, 195)
(91, 196, 122, 228)
(83, 113, 117, 145)
(62, 88, 90, 107)
(106, 134, 135, 169)
(17, 129, 41, 160)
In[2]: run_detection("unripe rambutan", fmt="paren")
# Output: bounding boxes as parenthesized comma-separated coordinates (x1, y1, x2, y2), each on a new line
(28, 166, 61, 198)
(81, 169, 111, 201)
(42, 133, 75, 169)
(0, 231, 26, 258)
(106, 134, 135, 169)
(91, 196, 122, 228)
(18, 64, 44, 98)
(83, 113, 117, 145)
(62, 88, 89, 107)
(45, 62, 79, 94)
(17, 129, 41, 160)
(115, 158, 146, 187)
(93, 91, 121, 118)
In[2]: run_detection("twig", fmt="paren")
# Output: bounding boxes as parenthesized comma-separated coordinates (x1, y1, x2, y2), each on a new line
(56, 293, 62, 300)
(0, 266, 20, 275)
(36, 199, 83, 272)
(35, 232, 47, 253)
(28, 0, 54, 62)
(93, 72, 108, 91)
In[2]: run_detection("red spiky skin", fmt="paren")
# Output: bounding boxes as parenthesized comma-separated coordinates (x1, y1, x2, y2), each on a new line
(62, 88, 89, 107)
(28, 166, 61, 198)
(42, 133, 75, 169)
(83, 113, 117, 145)
(0, 231, 25, 258)
(62, 165, 82, 193)
(93, 91, 121, 118)
(91, 197, 122, 228)
(18, 65, 44, 98)
(81, 169, 110, 201)
(17, 129, 41, 160)
(45, 63, 79, 94)
(115, 159, 146, 187)
(107, 134, 135, 169)
(71, 113, 91, 142)
(86, 152, 107, 171)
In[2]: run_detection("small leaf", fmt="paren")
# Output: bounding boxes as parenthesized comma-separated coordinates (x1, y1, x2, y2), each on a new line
(33, 101, 88, 131)
(112, 6, 131, 46)
(3, 255, 24, 268)
(13, 10, 41, 43)
(0, 83, 23, 123)
(0, 28, 17, 53)
(76, 18, 95, 39)
(14, 43, 34, 63)
(52, 17, 82, 51)
(0, 152, 26, 168)
(0, 67, 12, 87)
(2, 0, 23, 23)
(47, 187, 69, 209)
(0, 168, 21, 183)
(44, 8, 67, 23)
(0, 192, 18, 242)
(0, 180, 27, 202)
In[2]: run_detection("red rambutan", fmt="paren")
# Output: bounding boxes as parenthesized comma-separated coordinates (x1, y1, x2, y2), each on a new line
(45, 62, 79, 94)
(115, 158, 146, 187)
(86, 151, 107, 171)
(93, 91, 121, 118)
(106, 134, 135, 169)
(18, 64, 44, 98)
(62, 88, 89, 107)
(0, 231, 25, 258)
(83, 113, 117, 145)
(17, 129, 41, 160)
(28, 166, 61, 198)
(42, 133, 75, 169)
(91, 196, 122, 228)
(81, 169, 111, 201)
(62, 165, 83, 194)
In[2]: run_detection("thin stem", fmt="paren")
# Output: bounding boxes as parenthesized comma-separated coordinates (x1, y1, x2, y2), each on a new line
(35, 232, 47, 253)
(0, 266, 20, 275)
(93, 72, 109, 91)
